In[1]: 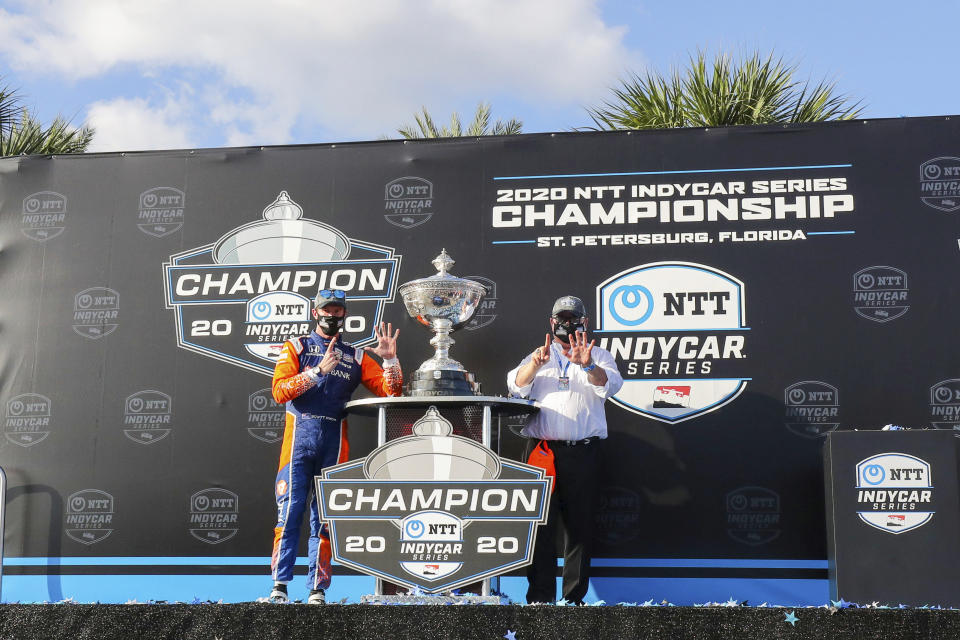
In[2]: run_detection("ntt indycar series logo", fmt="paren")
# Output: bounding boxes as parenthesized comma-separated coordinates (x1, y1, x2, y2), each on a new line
(66, 489, 115, 545)
(21, 191, 67, 242)
(73, 287, 120, 340)
(189, 488, 239, 544)
(4, 393, 52, 447)
(247, 388, 284, 443)
(856, 453, 934, 534)
(920, 157, 960, 212)
(464, 276, 498, 331)
(163, 191, 401, 375)
(929, 379, 960, 430)
(317, 407, 550, 593)
(594, 486, 642, 546)
(726, 486, 781, 546)
(853, 266, 909, 322)
(123, 390, 172, 445)
(785, 381, 840, 438)
(138, 187, 184, 238)
(595, 262, 748, 423)
(384, 177, 434, 229)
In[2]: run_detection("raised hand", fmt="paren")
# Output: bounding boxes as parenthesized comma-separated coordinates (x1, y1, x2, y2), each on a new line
(317, 335, 341, 374)
(531, 333, 552, 368)
(567, 328, 596, 367)
(369, 322, 399, 360)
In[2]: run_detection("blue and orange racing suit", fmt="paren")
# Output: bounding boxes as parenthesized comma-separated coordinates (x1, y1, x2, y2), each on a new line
(270, 331, 402, 590)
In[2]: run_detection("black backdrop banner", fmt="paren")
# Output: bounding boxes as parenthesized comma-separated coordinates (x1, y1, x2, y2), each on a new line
(1, 117, 959, 600)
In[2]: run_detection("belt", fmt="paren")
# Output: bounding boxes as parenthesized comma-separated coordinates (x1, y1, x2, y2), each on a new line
(548, 437, 599, 447)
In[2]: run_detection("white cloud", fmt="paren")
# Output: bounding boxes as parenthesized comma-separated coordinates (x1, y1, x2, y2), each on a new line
(86, 91, 194, 152)
(0, 0, 642, 148)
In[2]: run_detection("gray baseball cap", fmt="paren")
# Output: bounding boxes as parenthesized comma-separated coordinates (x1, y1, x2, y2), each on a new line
(551, 295, 587, 318)
(314, 288, 347, 310)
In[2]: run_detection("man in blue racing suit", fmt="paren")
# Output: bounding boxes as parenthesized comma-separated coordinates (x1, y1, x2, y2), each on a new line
(268, 288, 402, 604)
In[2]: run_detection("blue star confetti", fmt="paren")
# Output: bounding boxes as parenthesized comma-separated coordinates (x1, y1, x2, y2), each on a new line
(504, 631, 517, 640)
(784, 611, 799, 626)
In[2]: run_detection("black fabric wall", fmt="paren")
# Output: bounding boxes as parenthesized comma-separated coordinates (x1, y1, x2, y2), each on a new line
(1, 118, 958, 565)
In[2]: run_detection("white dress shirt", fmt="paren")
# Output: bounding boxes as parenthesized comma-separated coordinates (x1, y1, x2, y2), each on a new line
(507, 342, 624, 441)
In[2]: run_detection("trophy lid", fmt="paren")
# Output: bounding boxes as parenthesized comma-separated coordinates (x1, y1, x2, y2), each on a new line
(398, 249, 487, 294)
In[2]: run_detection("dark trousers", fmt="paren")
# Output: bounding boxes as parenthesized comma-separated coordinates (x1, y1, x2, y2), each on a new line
(523, 438, 600, 604)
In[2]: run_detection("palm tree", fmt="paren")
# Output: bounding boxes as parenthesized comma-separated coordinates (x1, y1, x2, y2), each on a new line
(585, 51, 863, 130)
(1, 81, 94, 156)
(397, 102, 522, 138)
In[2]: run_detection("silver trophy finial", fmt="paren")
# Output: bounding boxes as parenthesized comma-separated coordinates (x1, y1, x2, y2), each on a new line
(432, 249, 455, 276)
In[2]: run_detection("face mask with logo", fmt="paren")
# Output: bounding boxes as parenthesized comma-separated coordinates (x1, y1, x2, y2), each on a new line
(316, 314, 343, 336)
(552, 318, 584, 344)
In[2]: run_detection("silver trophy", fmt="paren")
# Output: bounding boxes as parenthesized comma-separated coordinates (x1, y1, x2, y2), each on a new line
(398, 250, 486, 396)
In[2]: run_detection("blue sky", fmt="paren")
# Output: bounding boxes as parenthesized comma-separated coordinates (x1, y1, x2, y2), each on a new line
(0, 0, 956, 153)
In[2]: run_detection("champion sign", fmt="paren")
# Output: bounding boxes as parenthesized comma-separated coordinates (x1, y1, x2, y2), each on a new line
(317, 407, 550, 593)
(856, 453, 934, 534)
(595, 262, 748, 423)
(163, 191, 401, 375)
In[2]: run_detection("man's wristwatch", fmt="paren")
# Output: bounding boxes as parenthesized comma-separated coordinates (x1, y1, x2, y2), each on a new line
(582, 362, 597, 372)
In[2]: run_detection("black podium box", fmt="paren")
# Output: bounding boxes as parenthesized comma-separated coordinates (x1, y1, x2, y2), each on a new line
(824, 430, 960, 606)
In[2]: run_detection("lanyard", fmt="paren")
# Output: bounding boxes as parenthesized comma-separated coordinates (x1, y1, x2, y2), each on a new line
(551, 346, 571, 378)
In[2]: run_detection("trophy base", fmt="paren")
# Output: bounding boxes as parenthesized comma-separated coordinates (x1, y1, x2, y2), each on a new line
(405, 369, 480, 397)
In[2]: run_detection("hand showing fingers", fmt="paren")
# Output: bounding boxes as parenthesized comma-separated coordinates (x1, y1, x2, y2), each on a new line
(319, 335, 341, 374)
(370, 322, 399, 360)
(532, 333, 551, 368)
(570, 329, 594, 366)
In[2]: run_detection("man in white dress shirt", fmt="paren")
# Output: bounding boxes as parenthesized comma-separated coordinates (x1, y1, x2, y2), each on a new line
(507, 295, 624, 604)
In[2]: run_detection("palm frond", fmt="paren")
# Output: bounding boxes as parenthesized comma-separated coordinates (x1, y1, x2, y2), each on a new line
(0, 83, 24, 138)
(0, 77, 94, 156)
(584, 50, 864, 130)
(396, 103, 522, 139)
(1, 111, 95, 156)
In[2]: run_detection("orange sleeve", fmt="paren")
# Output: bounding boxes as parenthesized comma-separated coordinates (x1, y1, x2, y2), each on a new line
(360, 351, 403, 398)
(271, 340, 318, 403)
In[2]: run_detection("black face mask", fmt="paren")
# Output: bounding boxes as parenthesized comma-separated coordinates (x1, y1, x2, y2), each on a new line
(552, 319, 583, 344)
(316, 314, 343, 336)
